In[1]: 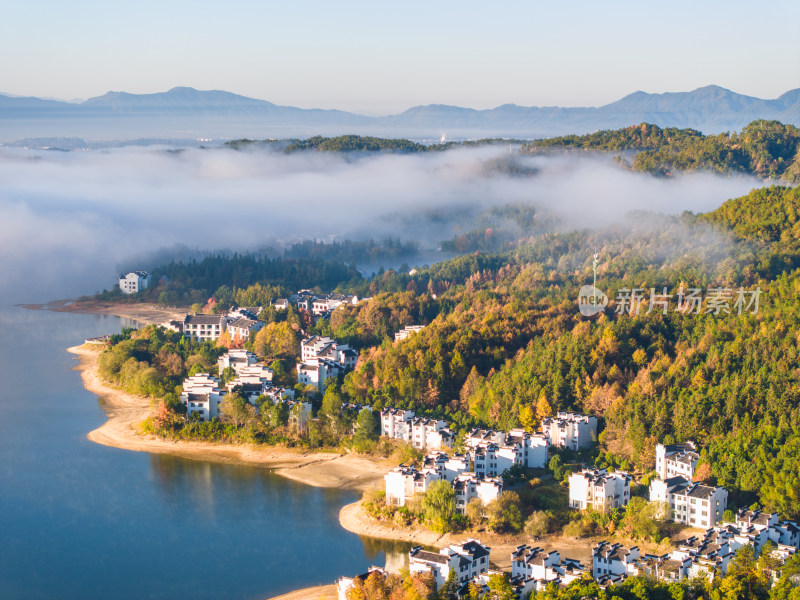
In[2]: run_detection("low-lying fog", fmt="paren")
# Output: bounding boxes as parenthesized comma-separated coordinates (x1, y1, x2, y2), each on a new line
(0, 144, 761, 303)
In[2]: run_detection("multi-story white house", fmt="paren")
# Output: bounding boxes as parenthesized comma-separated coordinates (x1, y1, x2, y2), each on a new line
(467, 428, 550, 473)
(409, 417, 454, 451)
(422, 452, 471, 482)
(380, 408, 415, 439)
(510, 547, 586, 597)
(409, 540, 491, 589)
(735, 509, 800, 549)
(511, 546, 562, 582)
(542, 412, 598, 450)
(384, 465, 441, 507)
(218, 349, 259, 373)
(649, 476, 727, 529)
(297, 336, 358, 393)
(394, 325, 426, 342)
(296, 358, 342, 393)
(226, 317, 264, 342)
(182, 314, 227, 341)
(505, 429, 549, 469)
(655, 442, 699, 480)
(379, 409, 454, 451)
(592, 542, 640, 578)
(452, 474, 503, 513)
(119, 271, 152, 294)
(569, 468, 631, 511)
(337, 567, 386, 600)
(179, 374, 225, 421)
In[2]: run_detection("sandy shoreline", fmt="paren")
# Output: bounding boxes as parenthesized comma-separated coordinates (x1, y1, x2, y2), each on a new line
(68, 344, 389, 491)
(338, 500, 596, 571)
(264, 584, 337, 600)
(23, 298, 188, 326)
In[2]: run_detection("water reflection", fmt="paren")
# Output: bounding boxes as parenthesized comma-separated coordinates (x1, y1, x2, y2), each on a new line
(0, 307, 428, 600)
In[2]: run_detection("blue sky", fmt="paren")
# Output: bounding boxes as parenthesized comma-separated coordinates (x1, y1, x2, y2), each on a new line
(1, 0, 798, 114)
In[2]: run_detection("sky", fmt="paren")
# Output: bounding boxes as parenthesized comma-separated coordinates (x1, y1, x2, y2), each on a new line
(1, 0, 798, 114)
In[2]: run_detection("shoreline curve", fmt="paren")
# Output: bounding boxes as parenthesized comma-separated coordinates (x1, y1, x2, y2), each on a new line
(68, 343, 388, 492)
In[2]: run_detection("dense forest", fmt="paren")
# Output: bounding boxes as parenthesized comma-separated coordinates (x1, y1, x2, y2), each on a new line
(225, 135, 522, 154)
(524, 120, 800, 182)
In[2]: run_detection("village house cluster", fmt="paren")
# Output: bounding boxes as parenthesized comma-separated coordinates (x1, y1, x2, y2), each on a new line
(164, 306, 265, 343)
(590, 508, 799, 585)
(338, 509, 800, 600)
(179, 349, 310, 425)
(648, 442, 729, 529)
(382, 411, 595, 515)
(274, 289, 367, 320)
(566, 441, 731, 531)
(297, 335, 358, 393)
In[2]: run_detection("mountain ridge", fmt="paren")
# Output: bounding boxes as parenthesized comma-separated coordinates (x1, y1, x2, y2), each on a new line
(1, 85, 798, 141)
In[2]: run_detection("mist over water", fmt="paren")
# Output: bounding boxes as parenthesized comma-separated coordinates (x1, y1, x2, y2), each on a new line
(0, 145, 761, 303)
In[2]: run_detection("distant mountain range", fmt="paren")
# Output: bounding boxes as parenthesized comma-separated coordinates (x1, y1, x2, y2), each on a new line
(1, 85, 798, 143)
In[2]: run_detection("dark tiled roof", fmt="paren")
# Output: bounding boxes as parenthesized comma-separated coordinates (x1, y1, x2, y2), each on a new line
(410, 550, 449, 565)
(184, 314, 224, 325)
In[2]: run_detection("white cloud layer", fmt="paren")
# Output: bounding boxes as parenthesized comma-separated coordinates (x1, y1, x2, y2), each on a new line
(0, 145, 762, 303)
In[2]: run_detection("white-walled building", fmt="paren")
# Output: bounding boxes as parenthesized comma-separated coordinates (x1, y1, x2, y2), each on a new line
(119, 271, 152, 294)
(453, 474, 503, 513)
(297, 336, 358, 393)
(542, 412, 598, 450)
(301, 336, 358, 369)
(384, 465, 441, 507)
(337, 567, 386, 600)
(384, 454, 499, 514)
(466, 428, 550, 473)
(649, 476, 727, 529)
(511, 546, 562, 582)
(506, 429, 549, 469)
(218, 349, 259, 373)
(655, 442, 699, 480)
(226, 317, 264, 342)
(379, 408, 454, 451)
(183, 314, 227, 341)
(180, 374, 225, 421)
(394, 325, 426, 342)
(409, 540, 490, 589)
(297, 358, 342, 393)
(735, 509, 800, 549)
(569, 468, 631, 511)
(592, 542, 640, 578)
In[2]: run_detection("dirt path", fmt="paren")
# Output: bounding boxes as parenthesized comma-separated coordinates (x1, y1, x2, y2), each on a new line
(68, 344, 388, 491)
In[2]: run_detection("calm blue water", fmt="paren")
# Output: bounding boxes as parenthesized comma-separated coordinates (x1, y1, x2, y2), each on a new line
(0, 307, 404, 600)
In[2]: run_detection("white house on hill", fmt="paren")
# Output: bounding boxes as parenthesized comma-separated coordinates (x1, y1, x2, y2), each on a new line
(542, 412, 598, 450)
(409, 540, 490, 589)
(180, 374, 225, 421)
(182, 314, 227, 341)
(655, 442, 699, 480)
(119, 271, 151, 294)
(649, 476, 727, 529)
(569, 468, 631, 511)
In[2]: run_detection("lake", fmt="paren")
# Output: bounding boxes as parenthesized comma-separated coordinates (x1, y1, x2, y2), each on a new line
(0, 307, 407, 600)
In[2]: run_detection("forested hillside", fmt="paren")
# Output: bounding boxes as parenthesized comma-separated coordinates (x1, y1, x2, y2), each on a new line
(326, 186, 800, 518)
(525, 120, 800, 182)
(111, 186, 800, 518)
